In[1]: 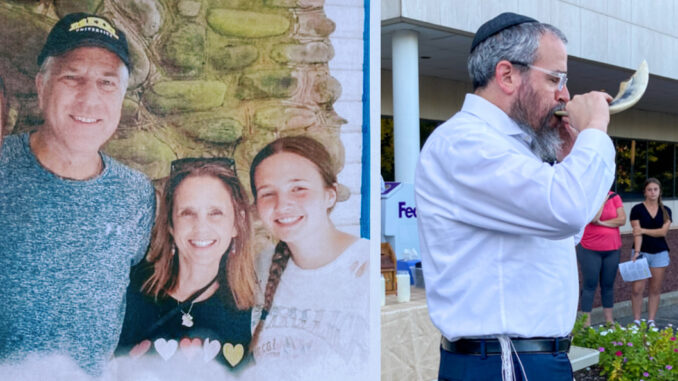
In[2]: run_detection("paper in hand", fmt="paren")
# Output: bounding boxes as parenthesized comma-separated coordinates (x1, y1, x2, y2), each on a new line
(619, 257, 652, 282)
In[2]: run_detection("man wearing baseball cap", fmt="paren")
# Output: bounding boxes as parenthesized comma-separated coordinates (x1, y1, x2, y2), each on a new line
(415, 12, 615, 380)
(0, 13, 155, 375)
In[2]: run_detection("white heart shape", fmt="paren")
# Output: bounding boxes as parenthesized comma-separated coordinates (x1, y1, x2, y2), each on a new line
(203, 338, 221, 363)
(154, 338, 178, 361)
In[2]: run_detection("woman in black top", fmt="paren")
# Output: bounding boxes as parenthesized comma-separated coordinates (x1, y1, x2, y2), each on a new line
(116, 158, 257, 371)
(630, 178, 672, 327)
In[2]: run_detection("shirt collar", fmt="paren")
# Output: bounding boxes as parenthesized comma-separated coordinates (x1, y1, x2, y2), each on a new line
(461, 93, 532, 145)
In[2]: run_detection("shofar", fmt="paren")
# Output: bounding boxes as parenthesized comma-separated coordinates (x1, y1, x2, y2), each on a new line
(555, 59, 649, 116)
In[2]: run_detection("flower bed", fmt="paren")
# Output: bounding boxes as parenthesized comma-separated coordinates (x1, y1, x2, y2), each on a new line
(572, 316, 678, 380)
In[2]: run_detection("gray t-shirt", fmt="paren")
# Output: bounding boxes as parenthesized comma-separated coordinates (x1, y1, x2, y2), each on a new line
(0, 133, 156, 375)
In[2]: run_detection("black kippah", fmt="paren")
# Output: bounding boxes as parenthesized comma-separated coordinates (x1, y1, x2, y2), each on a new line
(470, 12, 538, 53)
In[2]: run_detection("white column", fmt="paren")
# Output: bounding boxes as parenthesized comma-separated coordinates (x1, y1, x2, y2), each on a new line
(392, 29, 420, 183)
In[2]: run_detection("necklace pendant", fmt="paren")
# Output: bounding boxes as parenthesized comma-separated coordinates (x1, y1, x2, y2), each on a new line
(181, 312, 194, 327)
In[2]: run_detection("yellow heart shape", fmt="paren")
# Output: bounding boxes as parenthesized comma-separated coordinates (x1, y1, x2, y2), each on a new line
(222, 343, 244, 367)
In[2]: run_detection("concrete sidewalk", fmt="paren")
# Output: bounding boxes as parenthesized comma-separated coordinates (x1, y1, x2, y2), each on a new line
(589, 290, 678, 328)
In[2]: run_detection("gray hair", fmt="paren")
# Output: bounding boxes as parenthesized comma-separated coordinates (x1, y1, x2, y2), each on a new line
(38, 54, 130, 93)
(468, 22, 567, 90)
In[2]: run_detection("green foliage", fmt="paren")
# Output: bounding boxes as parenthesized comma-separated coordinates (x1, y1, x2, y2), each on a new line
(614, 138, 675, 197)
(572, 314, 678, 381)
(381, 117, 394, 181)
(380, 116, 443, 182)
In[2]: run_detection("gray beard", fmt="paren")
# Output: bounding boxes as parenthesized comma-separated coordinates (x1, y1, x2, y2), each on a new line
(509, 86, 563, 163)
(514, 120, 562, 163)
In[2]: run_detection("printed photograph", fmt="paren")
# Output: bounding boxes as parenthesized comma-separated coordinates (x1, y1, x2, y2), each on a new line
(0, 1, 372, 380)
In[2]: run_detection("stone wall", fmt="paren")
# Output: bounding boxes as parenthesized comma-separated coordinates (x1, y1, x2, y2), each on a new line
(0, 0, 365, 235)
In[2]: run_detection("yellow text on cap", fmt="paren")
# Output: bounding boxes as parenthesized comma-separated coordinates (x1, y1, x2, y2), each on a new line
(68, 17, 119, 40)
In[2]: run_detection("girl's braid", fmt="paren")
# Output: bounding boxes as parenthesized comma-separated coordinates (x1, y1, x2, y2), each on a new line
(250, 241, 292, 352)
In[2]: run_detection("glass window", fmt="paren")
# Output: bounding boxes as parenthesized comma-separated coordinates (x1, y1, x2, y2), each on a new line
(380, 116, 444, 182)
(615, 138, 635, 196)
(381, 116, 394, 181)
(380, 121, 678, 200)
(615, 138, 649, 200)
(647, 141, 674, 197)
(420, 118, 443, 145)
(615, 138, 676, 200)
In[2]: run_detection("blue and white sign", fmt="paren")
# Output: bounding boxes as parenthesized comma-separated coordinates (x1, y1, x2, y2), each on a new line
(381, 182, 420, 260)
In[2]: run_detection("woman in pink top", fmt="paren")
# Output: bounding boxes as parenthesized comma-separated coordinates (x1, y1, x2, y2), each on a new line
(576, 191, 626, 326)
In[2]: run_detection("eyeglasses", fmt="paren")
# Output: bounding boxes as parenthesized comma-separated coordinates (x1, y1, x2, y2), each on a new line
(511, 61, 568, 91)
(170, 157, 236, 175)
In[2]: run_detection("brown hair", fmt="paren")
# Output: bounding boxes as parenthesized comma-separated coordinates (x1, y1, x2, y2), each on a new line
(248, 135, 338, 349)
(249, 135, 337, 200)
(644, 177, 671, 223)
(142, 162, 257, 310)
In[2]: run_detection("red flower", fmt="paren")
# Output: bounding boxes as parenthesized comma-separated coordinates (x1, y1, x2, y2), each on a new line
(615, 351, 623, 357)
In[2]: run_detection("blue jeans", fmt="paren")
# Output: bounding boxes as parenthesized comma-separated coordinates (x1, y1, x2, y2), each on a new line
(438, 347, 573, 381)
(638, 250, 670, 268)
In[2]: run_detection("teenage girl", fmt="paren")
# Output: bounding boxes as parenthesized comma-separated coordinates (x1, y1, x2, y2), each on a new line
(247, 136, 369, 380)
(630, 178, 672, 327)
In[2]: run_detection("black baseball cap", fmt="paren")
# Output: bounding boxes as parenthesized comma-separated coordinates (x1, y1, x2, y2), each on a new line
(470, 12, 537, 53)
(37, 12, 131, 70)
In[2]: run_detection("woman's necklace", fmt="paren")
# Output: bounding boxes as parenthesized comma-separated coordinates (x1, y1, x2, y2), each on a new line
(176, 275, 218, 328)
(179, 302, 196, 327)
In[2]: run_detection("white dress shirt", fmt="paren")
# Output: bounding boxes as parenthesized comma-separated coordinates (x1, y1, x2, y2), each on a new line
(415, 94, 615, 341)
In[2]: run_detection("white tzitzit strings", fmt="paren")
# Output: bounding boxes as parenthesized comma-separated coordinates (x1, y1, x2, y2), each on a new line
(498, 336, 528, 381)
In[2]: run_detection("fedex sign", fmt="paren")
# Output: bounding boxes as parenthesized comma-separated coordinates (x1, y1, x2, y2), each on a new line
(382, 182, 420, 260)
(398, 201, 417, 218)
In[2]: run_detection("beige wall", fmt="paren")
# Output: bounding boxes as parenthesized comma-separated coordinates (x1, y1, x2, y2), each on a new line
(383, 0, 678, 80)
(382, 70, 678, 144)
(381, 70, 470, 121)
(609, 110, 678, 142)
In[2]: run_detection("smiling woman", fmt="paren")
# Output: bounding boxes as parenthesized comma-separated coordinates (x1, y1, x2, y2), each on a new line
(171, 176, 238, 271)
(115, 159, 257, 372)
(629, 178, 673, 328)
(244, 136, 370, 380)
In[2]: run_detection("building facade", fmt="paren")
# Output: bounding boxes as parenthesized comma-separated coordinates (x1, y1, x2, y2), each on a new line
(382, 0, 678, 232)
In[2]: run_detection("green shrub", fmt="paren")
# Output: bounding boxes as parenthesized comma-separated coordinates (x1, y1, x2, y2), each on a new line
(572, 315, 678, 380)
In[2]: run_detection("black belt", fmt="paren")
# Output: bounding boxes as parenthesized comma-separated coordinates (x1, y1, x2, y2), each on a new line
(441, 336, 571, 355)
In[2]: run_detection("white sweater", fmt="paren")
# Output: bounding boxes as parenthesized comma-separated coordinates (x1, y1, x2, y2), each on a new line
(248, 238, 370, 380)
